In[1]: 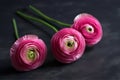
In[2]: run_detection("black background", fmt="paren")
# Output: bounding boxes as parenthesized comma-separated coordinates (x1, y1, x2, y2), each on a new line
(0, 0, 120, 80)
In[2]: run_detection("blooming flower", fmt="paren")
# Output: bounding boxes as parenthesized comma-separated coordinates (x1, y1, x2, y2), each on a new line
(72, 13, 103, 46)
(10, 35, 47, 71)
(51, 28, 86, 63)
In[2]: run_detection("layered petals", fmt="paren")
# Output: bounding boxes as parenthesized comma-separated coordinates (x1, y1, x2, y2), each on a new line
(10, 35, 47, 71)
(51, 28, 85, 63)
(72, 13, 103, 46)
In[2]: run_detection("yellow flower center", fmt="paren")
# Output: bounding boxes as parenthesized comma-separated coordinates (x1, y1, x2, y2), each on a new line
(66, 41, 74, 48)
(85, 24, 94, 33)
(27, 49, 36, 61)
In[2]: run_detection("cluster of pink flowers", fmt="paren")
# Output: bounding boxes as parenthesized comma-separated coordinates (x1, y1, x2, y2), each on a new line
(51, 13, 103, 63)
(11, 9, 103, 71)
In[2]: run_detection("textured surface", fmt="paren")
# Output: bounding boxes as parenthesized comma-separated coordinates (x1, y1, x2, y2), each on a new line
(0, 0, 120, 80)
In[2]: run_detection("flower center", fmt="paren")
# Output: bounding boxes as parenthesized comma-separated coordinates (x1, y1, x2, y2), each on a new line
(85, 24, 94, 33)
(27, 49, 36, 61)
(60, 35, 78, 54)
(66, 41, 74, 48)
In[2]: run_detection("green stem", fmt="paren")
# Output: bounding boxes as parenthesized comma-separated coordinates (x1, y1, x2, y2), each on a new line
(12, 18, 19, 39)
(16, 11, 58, 32)
(29, 5, 71, 27)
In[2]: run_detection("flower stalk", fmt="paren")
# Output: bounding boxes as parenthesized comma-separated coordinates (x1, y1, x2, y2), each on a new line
(29, 5, 71, 27)
(12, 18, 19, 39)
(16, 11, 58, 32)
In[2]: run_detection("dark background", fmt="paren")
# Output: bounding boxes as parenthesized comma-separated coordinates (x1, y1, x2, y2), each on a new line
(0, 0, 120, 80)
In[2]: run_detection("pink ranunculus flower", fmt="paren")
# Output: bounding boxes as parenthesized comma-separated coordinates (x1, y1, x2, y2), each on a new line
(51, 28, 86, 63)
(10, 35, 47, 71)
(72, 13, 103, 46)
